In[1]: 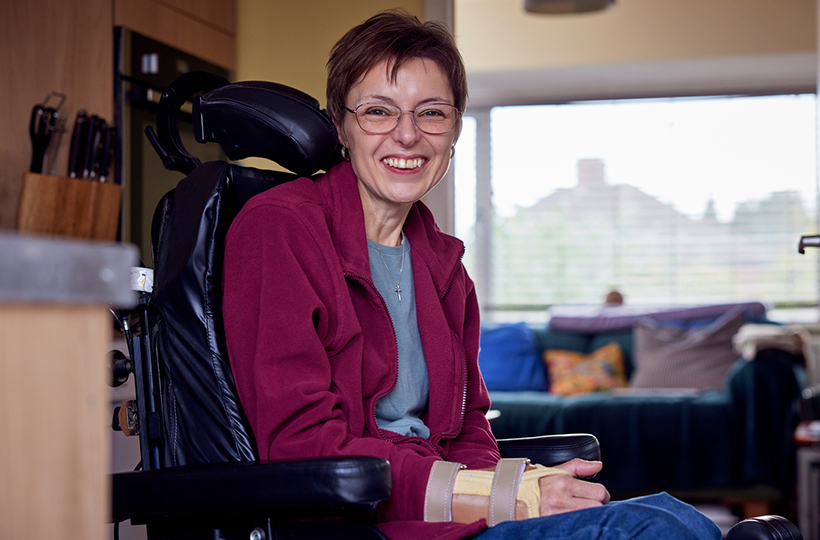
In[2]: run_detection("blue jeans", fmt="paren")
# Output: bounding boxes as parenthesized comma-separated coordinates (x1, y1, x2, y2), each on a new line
(473, 493, 721, 540)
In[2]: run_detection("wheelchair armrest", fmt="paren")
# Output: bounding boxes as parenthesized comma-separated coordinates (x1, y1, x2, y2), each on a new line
(496, 433, 600, 467)
(112, 456, 391, 524)
(726, 515, 803, 540)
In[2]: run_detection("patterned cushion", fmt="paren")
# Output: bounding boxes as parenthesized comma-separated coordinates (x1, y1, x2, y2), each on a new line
(630, 307, 745, 390)
(543, 342, 627, 396)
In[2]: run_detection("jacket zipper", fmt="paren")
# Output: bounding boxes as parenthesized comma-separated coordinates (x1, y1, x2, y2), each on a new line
(344, 242, 469, 455)
(429, 337, 468, 453)
(426, 243, 470, 453)
(427, 244, 469, 452)
(344, 270, 404, 444)
(438, 243, 466, 303)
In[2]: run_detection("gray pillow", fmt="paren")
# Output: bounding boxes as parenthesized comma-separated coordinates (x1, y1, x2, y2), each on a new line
(630, 308, 745, 390)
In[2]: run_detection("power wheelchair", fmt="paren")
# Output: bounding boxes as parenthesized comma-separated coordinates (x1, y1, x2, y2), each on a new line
(108, 72, 803, 540)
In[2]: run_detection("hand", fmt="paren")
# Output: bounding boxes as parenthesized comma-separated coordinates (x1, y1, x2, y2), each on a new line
(538, 459, 611, 517)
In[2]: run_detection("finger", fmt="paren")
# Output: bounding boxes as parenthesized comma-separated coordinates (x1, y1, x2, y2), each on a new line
(539, 475, 610, 505)
(538, 476, 610, 517)
(554, 458, 604, 478)
(571, 479, 610, 504)
(547, 474, 609, 503)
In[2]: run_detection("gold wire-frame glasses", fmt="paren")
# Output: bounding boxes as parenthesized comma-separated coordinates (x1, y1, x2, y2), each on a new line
(345, 102, 461, 135)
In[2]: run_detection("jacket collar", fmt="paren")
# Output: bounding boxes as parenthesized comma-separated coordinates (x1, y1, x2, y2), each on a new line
(317, 162, 464, 297)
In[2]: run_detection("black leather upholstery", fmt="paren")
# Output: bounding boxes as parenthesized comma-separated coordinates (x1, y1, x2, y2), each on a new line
(497, 434, 601, 466)
(151, 161, 297, 466)
(193, 81, 340, 176)
(726, 516, 804, 540)
(113, 457, 392, 523)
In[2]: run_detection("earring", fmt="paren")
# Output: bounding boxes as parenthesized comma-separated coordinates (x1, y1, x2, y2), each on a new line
(450, 145, 455, 159)
(340, 146, 350, 161)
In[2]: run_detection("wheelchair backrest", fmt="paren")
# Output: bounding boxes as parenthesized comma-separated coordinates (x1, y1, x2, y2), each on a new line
(146, 77, 339, 467)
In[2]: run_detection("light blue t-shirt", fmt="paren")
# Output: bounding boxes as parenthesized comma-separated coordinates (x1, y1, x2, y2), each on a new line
(367, 236, 430, 439)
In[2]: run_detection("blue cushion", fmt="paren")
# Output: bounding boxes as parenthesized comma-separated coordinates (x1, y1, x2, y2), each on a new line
(479, 323, 549, 392)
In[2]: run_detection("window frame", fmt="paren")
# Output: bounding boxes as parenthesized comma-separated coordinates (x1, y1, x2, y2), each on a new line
(458, 55, 818, 321)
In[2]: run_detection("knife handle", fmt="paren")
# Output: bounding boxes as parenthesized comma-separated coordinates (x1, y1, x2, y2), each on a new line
(99, 124, 116, 182)
(67, 110, 88, 178)
(83, 115, 101, 179)
(95, 123, 113, 181)
(29, 105, 48, 174)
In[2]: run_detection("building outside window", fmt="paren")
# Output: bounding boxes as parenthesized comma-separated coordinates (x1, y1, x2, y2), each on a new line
(455, 94, 818, 324)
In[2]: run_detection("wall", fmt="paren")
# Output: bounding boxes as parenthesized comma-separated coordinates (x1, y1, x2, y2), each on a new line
(234, 0, 817, 113)
(456, 0, 818, 105)
(236, 0, 426, 106)
(457, 0, 815, 73)
(0, 0, 114, 230)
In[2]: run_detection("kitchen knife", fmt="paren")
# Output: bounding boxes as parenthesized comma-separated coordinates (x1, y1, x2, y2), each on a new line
(28, 105, 52, 174)
(83, 115, 101, 179)
(94, 123, 113, 181)
(44, 112, 66, 176)
(67, 110, 88, 178)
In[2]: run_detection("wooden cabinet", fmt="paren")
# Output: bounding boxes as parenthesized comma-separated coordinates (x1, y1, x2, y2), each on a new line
(0, 0, 114, 231)
(0, 233, 137, 540)
(0, 0, 236, 233)
(114, 0, 237, 72)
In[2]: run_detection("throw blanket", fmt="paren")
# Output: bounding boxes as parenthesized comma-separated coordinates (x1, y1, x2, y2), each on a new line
(733, 323, 812, 366)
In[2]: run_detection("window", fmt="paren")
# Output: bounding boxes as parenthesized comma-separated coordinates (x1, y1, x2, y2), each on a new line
(455, 94, 818, 324)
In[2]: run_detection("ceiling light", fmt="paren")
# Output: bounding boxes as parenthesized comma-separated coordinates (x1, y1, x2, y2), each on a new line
(524, 0, 615, 14)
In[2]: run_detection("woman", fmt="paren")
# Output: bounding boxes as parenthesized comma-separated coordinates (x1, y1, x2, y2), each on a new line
(222, 10, 720, 540)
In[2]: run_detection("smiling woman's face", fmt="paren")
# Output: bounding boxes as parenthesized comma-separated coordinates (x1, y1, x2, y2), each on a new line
(336, 57, 460, 217)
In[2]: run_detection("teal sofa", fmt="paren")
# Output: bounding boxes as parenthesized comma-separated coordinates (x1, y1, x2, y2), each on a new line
(480, 303, 805, 511)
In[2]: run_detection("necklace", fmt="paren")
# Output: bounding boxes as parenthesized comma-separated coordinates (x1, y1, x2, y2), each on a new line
(375, 240, 405, 302)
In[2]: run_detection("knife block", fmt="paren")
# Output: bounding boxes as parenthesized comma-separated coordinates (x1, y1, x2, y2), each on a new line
(17, 173, 122, 241)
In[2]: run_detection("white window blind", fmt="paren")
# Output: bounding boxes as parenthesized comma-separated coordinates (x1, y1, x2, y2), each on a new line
(455, 94, 818, 323)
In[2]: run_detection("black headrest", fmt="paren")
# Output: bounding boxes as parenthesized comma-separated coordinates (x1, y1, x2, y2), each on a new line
(145, 72, 340, 177)
(193, 81, 340, 177)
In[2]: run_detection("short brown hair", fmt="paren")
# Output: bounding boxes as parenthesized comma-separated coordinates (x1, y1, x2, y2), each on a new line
(326, 10, 467, 127)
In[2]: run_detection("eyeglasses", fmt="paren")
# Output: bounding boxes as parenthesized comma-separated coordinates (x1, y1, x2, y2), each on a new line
(345, 102, 461, 135)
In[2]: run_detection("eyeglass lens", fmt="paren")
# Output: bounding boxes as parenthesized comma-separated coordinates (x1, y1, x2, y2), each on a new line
(355, 104, 459, 134)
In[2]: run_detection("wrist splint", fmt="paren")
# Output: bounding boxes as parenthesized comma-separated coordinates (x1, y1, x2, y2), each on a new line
(424, 458, 571, 525)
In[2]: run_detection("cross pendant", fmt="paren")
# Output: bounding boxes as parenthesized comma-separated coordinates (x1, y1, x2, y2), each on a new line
(395, 285, 402, 302)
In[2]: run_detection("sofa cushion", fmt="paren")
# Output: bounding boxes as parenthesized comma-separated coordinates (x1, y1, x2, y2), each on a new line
(479, 323, 548, 392)
(535, 327, 591, 354)
(631, 307, 746, 390)
(544, 342, 628, 396)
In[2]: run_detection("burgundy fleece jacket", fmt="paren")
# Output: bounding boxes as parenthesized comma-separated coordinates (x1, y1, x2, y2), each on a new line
(222, 161, 501, 540)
